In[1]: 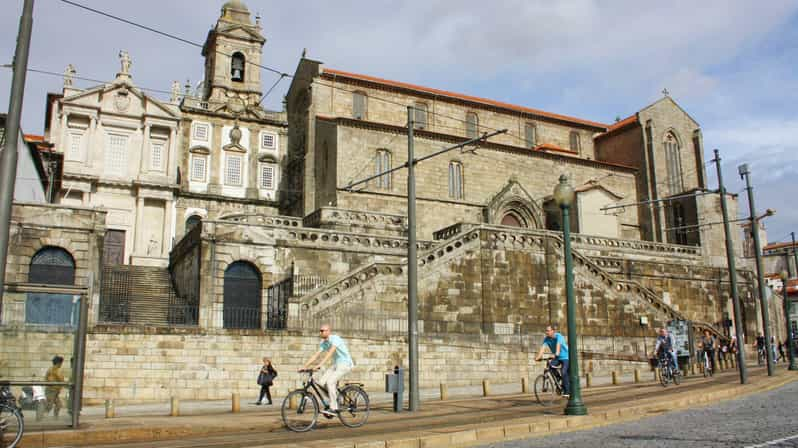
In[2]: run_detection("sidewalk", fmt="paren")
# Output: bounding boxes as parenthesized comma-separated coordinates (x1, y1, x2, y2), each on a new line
(19, 365, 798, 448)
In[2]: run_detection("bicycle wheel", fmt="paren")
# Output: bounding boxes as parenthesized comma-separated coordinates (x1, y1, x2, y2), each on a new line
(703, 354, 710, 378)
(337, 385, 370, 428)
(659, 367, 669, 387)
(672, 367, 681, 385)
(0, 404, 24, 448)
(281, 390, 318, 433)
(534, 374, 558, 405)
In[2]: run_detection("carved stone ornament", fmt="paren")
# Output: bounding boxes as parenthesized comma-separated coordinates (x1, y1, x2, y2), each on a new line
(114, 88, 131, 112)
(484, 179, 544, 228)
(223, 121, 246, 152)
(227, 95, 245, 115)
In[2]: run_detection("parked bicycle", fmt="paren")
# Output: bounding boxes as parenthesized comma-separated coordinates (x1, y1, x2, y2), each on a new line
(281, 369, 370, 432)
(534, 357, 565, 405)
(657, 352, 680, 387)
(702, 350, 714, 378)
(0, 385, 24, 448)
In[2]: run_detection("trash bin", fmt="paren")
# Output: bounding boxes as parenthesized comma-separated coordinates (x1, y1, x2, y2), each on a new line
(384, 366, 404, 412)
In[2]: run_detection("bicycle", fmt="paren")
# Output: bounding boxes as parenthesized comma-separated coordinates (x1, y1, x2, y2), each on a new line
(702, 350, 714, 378)
(1, 385, 24, 448)
(533, 358, 565, 406)
(657, 352, 680, 387)
(757, 347, 766, 366)
(281, 369, 370, 432)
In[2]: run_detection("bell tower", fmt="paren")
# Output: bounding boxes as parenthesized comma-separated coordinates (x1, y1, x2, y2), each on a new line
(201, 0, 266, 109)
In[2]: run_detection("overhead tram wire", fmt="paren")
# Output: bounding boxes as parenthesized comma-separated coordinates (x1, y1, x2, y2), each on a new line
(61, 0, 607, 148)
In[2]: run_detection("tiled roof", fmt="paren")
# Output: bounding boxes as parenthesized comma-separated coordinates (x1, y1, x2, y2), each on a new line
(594, 114, 638, 141)
(322, 68, 609, 130)
(533, 143, 577, 155)
(764, 241, 796, 251)
(24, 134, 44, 142)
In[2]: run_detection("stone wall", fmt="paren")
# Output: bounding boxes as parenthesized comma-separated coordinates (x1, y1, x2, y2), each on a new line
(0, 327, 76, 381)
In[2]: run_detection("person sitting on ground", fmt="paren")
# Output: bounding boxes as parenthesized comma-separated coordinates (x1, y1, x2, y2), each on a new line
(534, 324, 570, 397)
(300, 324, 354, 418)
(654, 328, 679, 373)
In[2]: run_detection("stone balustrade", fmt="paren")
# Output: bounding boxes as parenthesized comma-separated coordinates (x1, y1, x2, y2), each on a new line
(571, 233, 701, 257)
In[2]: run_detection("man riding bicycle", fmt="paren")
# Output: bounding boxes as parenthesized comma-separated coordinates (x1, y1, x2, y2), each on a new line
(301, 324, 354, 418)
(699, 329, 716, 373)
(654, 328, 679, 373)
(534, 324, 570, 397)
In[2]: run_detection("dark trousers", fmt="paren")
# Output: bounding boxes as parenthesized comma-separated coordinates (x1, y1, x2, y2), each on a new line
(258, 384, 272, 404)
(551, 358, 570, 395)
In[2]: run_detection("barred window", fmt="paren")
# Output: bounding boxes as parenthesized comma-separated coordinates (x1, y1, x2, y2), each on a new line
(353, 91, 367, 120)
(260, 163, 276, 190)
(191, 155, 207, 182)
(569, 131, 581, 153)
(524, 123, 537, 148)
(225, 154, 243, 186)
(413, 102, 428, 130)
(67, 132, 83, 161)
(27, 246, 77, 326)
(448, 161, 464, 200)
(150, 141, 164, 171)
(375, 149, 391, 189)
(466, 112, 479, 138)
(261, 132, 276, 150)
(105, 133, 128, 176)
(193, 123, 209, 141)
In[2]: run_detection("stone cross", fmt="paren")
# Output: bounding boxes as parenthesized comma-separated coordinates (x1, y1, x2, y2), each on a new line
(662, 88, 670, 97)
(118, 50, 132, 75)
(63, 64, 76, 87)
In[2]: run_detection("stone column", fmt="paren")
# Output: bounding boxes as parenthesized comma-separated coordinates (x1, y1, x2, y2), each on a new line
(161, 199, 173, 256)
(60, 112, 69, 158)
(247, 127, 259, 199)
(140, 124, 151, 176)
(208, 123, 223, 195)
(133, 195, 145, 255)
(87, 116, 98, 166)
(167, 127, 178, 184)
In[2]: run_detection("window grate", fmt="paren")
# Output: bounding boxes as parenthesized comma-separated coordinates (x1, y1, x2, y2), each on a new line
(105, 133, 128, 176)
(260, 163, 275, 190)
(191, 155, 207, 182)
(225, 154, 242, 186)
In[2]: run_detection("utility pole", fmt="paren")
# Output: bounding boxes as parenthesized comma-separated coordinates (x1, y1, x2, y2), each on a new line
(739, 163, 774, 376)
(713, 149, 747, 384)
(406, 106, 420, 411)
(0, 0, 35, 304)
(792, 232, 798, 278)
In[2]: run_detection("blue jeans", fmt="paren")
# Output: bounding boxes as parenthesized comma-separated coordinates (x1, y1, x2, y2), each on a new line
(550, 358, 570, 395)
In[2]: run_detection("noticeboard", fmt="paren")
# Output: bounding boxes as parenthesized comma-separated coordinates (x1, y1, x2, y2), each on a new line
(667, 319, 692, 358)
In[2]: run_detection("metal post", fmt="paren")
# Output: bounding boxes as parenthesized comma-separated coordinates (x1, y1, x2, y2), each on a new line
(713, 150, 747, 384)
(783, 276, 796, 370)
(558, 176, 587, 416)
(739, 164, 774, 376)
(792, 232, 798, 278)
(0, 0, 34, 308)
(406, 106, 419, 411)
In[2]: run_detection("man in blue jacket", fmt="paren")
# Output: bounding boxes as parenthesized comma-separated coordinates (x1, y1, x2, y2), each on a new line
(535, 324, 570, 397)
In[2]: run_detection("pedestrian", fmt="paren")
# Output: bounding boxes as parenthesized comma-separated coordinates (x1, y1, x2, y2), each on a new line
(730, 335, 738, 355)
(256, 357, 277, 405)
(45, 355, 65, 417)
(778, 341, 786, 362)
(720, 342, 728, 361)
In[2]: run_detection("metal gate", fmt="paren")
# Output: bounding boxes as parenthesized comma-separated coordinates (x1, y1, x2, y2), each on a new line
(223, 261, 261, 329)
(267, 276, 291, 330)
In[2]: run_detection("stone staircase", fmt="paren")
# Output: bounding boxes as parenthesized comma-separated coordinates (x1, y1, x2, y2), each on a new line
(99, 265, 178, 326)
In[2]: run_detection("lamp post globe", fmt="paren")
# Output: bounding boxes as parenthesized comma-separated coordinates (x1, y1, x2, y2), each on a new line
(781, 270, 797, 370)
(553, 174, 587, 415)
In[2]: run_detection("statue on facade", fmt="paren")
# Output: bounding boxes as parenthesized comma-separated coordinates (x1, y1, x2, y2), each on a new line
(170, 80, 181, 104)
(118, 50, 132, 75)
(63, 64, 76, 87)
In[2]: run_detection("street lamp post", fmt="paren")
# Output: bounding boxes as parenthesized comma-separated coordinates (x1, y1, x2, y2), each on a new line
(553, 174, 587, 416)
(781, 270, 797, 370)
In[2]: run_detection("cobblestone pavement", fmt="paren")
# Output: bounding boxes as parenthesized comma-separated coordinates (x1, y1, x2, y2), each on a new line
(478, 380, 798, 448)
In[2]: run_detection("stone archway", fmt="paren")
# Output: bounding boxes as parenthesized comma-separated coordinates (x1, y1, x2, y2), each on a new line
(484, 178, 544, 229)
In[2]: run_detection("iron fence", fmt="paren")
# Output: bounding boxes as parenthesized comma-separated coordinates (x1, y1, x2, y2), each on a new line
(222, 306, 261, 329)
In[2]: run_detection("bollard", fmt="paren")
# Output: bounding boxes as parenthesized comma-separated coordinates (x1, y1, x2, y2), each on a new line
(170, 397, 180, 417)
(384, 366, 404, 412)
(690, 363, 696, 376)
(654, 369, 661, 383)
(585, 372, 592, 388)
(634, 369, 640, 383)
(611, 371, 619, 385)
(731, 357, 737, 369)
(105, 399, 115, 419)
(482, 379, 491, 397)
(440, 383, 448, 400)
(232, 392, 240, 413)
(521, 377, 529, 394)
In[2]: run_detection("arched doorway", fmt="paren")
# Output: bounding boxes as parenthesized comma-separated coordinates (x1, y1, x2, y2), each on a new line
(223, 261, 261, 329)
(500, 213, 523, 227)
(27, 246, 78, 325)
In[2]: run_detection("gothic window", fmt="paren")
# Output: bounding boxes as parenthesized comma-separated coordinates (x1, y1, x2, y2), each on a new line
(353, 91, 367, 120)
(150, 141, 165, 171)
(225, 154, 243, 186)
(413, 102, 428, 130)
(26, 247, 77, 326)
(466, 112, 479, 138)
(524, 123, 537, 148)
(105, 133, 128, 177)
(193, 123, 209, 141)
(260, 132, 277, 150)
(190, 154, 207, 182)
(231, 52, 245, 82)
(569, 131, 581, 153)
(223, 261, 261, 329)
(260, 163, 276, 190)
(664, 132, 684, 194)
(375, 149, 391, 189)
(448, 161, 464, 200)
(185, 215, 202, 233)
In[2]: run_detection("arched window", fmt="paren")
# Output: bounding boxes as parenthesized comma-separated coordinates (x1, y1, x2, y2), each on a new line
(524, 122, 537, 148)
(353, 91, 367, 119)
(231, 52, 245, 82)
(27, 247, 77, 326)
(448, 161, 464, 200)
(223, 261, 261, 329)
(466, 112, 479, 138)
(569, 131, 581, 153)
(375, 149, 391, 189)
(185, 215, 202, 233)
(664, 132, 684, 194)
(413, 102, 428, 130)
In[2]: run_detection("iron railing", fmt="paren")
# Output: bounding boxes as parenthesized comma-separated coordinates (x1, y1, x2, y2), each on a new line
(222, 306, 261, 329)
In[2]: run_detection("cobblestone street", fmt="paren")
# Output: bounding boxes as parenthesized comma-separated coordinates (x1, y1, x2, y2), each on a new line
(479, 379, 798, 448)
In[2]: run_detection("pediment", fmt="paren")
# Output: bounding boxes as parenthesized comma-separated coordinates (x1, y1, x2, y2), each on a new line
(217, 24, 266, 43)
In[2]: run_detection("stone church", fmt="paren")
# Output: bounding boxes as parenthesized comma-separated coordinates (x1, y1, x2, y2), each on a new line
(1, 0, 786, 403)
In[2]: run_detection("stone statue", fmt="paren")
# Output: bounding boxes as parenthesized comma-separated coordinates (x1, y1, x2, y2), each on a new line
(118, 50, 132, 75)
(147, 237, 159, 256)
(170, 80, 181, 103)
(63, 64, 76, 87)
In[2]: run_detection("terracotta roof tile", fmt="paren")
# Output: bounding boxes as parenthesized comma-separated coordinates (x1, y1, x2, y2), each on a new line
(764, 241, 796, 251)
(594, 114, 638, 141)
(322, 68, 609, 130)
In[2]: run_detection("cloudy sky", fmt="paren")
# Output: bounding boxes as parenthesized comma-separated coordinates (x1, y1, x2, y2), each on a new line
(2, 0, 797, 244)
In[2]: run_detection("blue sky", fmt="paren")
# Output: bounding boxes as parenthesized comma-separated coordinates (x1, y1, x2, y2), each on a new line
(2, 0, 797, 244)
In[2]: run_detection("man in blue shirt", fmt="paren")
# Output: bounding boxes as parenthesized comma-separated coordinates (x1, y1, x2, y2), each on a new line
(302, 324, 354, 417)
(535, 325, 570, 397)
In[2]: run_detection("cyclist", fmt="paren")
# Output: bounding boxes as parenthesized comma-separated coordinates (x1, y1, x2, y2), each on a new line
(300, 324, 354, 418)
(654, 328, 679, 373)
(698, 329, 716, 373)
(534, 324, 570, 397)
